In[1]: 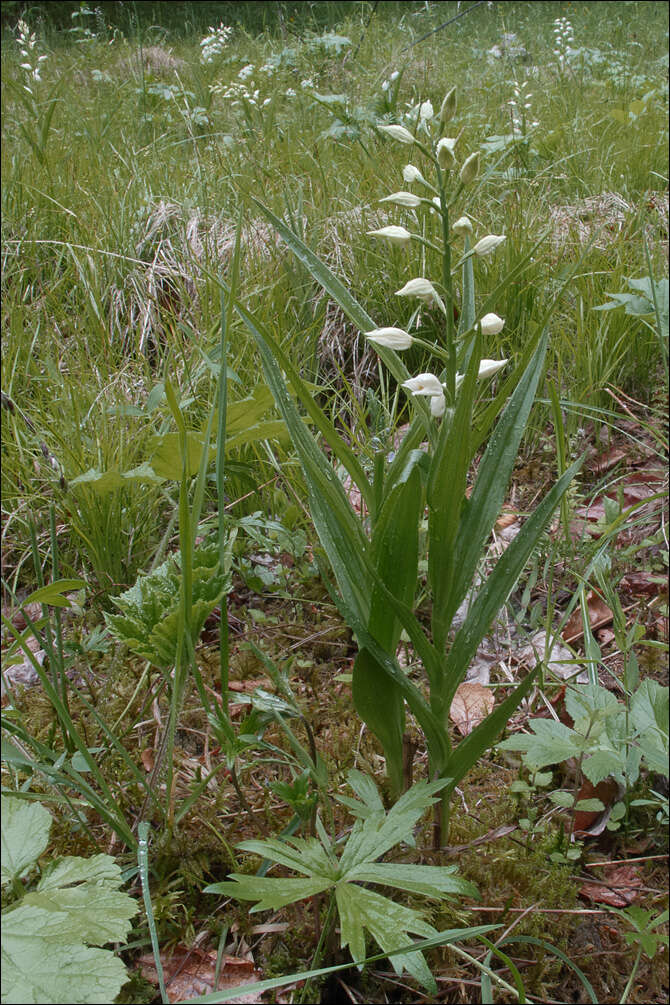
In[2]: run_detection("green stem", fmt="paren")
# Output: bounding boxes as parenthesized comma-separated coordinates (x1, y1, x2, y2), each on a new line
(299, 891, 337, 1005)
(619, 945, 642, 1005)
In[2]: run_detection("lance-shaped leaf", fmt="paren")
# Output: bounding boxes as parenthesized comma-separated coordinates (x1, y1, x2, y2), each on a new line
(233, 298, 373, 624)
(427, 333, 481, 653)
(353, 458, 424, 793)
(441, 456, 583, 712)
(444, 332, 549, 629)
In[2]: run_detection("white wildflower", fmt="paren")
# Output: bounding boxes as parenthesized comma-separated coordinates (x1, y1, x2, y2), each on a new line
(379, 191, 422, 208)
(473, 234, 506, 257)
(367, 226, 413, 248)
(479, 313, 505, 335)
(365, 327, 413, 350)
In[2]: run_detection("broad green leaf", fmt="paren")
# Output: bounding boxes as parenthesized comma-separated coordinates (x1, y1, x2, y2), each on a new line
(38, 854, 122, 892)
(352, 649, 405, 795)
(499, 716, 579, 768)
(1, 797, 52, 886)
(237, 835, 336, 878)
(20, 886, 137, 946)
(339, 778, 447, 872)
(335, 768, 386, 818)
(353, 460, 423, 793)
(631, 679, 669, 774)
(1, 920, 129, 1005)
(582, 748, 626, 786)
(427, 335, 481, 650)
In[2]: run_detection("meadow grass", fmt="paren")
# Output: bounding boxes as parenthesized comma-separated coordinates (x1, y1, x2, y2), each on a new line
(1, 3, 668, 999)
(2, 1, 667, 591)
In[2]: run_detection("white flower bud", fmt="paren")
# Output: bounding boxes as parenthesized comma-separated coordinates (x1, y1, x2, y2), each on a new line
(479, 313, 505, 336)
(455, 357, 509, 389)
(395, 278, 445, 312)
(436, 137, 458, 170)
(419, 100, 434, 121)
(473, 234, 506, 257)
(452, 215, 473, 237)
(364, 327, 413, 350)
(378, 124, 415, 144)
(439, 86, 457, 124)
(402, 164, 426, 185)
(459, 150, 480, 186)
(477, 357, 509, 377)
(379, 191, 422, 208)
(367, 226, 412, 248)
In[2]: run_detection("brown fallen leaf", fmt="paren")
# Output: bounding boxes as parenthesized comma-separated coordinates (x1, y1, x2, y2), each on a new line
(621, 571, 667, 598)
(579, 864, 642, 907)
(587, 446, 627, 475)
(450, 682, 494, 736)
(139, 948, 262, 1004)
(140, 749, 155, 772)
(562, 590, 614, 645)
(573, 776, 623, 836)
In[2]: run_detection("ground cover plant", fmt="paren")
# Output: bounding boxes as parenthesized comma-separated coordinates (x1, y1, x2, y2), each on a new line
(1, 2, 668, 1002)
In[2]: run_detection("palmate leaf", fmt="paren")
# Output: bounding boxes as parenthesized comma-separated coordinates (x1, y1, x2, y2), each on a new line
(204, 774, 475, 991)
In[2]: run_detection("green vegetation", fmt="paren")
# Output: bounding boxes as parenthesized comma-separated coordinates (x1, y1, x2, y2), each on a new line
(1, 3, 668, 1002)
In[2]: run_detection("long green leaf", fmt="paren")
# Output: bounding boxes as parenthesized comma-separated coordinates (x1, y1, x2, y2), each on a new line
(442, 456, 583, 711)
(445, 332, 549, 627)
(236, 303, 372, 623)
(227, 291, 373, 512)
(353, 459, 424, 792)
(443, 666, 540, 795)
(428, 334, 481, 652)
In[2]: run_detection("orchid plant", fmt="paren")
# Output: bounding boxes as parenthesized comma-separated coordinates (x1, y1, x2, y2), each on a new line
(229, 84, 582, 846)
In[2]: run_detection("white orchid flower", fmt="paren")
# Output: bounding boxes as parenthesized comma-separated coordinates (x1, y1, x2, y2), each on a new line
(395, 278, 445, 312)
(364, 327, 413, 350)
(455, 358, 509, 389)
(459, 151, 480, 185)
(479, 313, 505, 336)
(439, 86, 457, 124)
(367, 226, 412, 248)
(473, 234, 506, 257)
(379, 191, 422, 208)
(430, 393, 447, 417)
(378, 124, 416, 144)
(452, 215, 473, 237)
(402, 164, 426, 185)
(401, 373, 445, 397)
(436, 137, 458, 170)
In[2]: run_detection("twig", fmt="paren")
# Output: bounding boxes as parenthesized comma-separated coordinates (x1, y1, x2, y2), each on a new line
(401, 1, 490, 52)
(584, 854, 668, 867)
